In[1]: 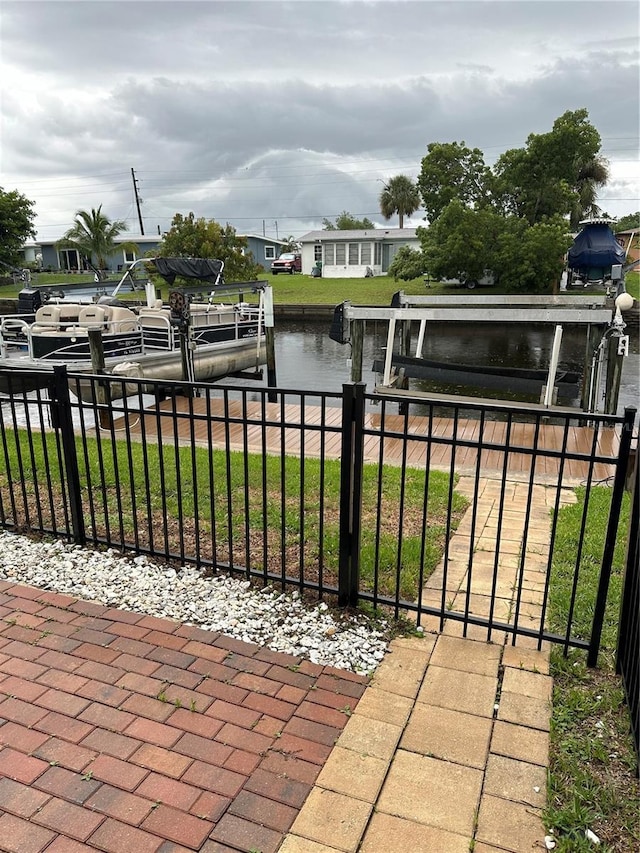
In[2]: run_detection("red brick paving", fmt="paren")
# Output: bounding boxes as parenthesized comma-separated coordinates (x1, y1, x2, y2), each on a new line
(0, 580, 367, 851)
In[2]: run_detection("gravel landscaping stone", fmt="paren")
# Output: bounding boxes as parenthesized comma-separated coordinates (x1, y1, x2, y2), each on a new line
(0, 531, 388, 674)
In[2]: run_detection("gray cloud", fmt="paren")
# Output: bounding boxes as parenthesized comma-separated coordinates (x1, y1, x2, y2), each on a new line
(2, 1, 637, 240)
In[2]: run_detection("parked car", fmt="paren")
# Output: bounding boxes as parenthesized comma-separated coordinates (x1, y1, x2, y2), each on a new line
(271, 253, 302, 275)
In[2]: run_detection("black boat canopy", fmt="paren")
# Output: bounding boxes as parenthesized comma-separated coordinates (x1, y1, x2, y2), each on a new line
(567, 223, 625, 270)
(153, 258, 224, 285)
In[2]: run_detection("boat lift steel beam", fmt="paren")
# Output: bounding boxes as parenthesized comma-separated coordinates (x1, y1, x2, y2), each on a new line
(342, 305, 613, 325)
(393, 292, 610, 309)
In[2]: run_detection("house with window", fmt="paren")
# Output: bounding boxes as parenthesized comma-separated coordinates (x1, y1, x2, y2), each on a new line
(615, 228, 639, 266)
(298, 228, 420, 277)
(23, 236, 163, 274)
(20, 234, 288, 275)
(241, 235, 289, 271)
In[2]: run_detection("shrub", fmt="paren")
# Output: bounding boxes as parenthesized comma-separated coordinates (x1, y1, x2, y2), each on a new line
(388, 246, 425, 281)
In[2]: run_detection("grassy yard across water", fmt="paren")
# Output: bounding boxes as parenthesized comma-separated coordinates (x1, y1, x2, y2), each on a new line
(5, 270, 632, 305)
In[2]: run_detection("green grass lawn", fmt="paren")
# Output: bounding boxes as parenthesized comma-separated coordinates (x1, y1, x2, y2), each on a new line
(261, 273, 491, 304)
(546, 486, 639, 852)
(1, 428, 467, 601)
(3, 269, 636, 306)
(0, 271, 485, 305)
(624, 269, 639, 301)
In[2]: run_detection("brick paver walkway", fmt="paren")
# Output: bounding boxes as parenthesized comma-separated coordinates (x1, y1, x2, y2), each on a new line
(0, 475, 559, 852)
(0, 582, 366, 853)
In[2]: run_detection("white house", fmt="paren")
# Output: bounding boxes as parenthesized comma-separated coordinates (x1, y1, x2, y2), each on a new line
(298, 228, 420, 277)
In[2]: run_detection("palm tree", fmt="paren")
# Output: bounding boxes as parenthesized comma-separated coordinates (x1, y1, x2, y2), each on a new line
(281, 235, 301, 252)
(379, 175, 421, 228)
(570, 156, 610, 228)
(56, 206, 138, 279)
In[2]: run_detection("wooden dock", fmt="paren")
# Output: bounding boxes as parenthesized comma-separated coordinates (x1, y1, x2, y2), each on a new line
(110, 396, 626, 485)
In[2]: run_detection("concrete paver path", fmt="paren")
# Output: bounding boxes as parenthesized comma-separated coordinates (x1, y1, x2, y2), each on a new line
(283, 477, 558, 853)
(283, 635, 551, 853)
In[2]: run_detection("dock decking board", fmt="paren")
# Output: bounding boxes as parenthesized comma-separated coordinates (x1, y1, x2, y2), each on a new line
(106, 396, 622, 485)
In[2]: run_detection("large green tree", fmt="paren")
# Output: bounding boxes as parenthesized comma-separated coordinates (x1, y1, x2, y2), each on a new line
(157, 213, 260, 281)
(0, 187, 36, 270)
(417, 142, 491, 224)
(322, 211, 375, 230)
(491, 215, 573, 292)
(418, 110, 608, 229)
(418, 200, 500, 285)
(57, 205, 137, 279)
(418, 200, 571, 293)
(379, 175, 421, 228)
(615, 211, 640, 232)
(493, 109, 606, 226)
(415, 110, 608, 292)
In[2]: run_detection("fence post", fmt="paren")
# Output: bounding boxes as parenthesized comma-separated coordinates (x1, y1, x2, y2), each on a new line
(338, 382, 365, 607)
(588, 406, 637, 666)
(51, 366, 86, 546)
(616, 452, 639, 762)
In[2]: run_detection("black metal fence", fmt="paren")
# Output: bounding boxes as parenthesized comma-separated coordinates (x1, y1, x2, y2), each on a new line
(0, 366, 635, 666)
(617, 456, 639, 762)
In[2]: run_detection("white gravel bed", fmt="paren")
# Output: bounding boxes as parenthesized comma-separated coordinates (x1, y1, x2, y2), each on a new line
(0, 531, 389, 675)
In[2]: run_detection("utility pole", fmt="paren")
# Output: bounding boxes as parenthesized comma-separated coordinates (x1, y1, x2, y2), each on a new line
(131, 168, 144, 235)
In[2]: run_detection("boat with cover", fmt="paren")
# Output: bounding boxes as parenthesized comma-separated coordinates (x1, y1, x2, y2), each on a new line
(567, 218, 626, 288)
(0, 258, 269, 392)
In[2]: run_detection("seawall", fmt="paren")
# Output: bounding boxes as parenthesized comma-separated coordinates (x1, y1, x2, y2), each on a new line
(1, 298, 638, 324)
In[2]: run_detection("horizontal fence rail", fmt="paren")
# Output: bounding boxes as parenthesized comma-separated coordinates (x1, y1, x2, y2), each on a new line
(0, 366, 635, 664)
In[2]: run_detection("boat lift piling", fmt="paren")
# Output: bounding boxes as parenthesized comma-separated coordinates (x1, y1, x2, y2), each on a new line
(542, 325, 563, 407)
(581, 324, 603, 412)
(87, 329, 114, 428)
(264, 285, 278, 402)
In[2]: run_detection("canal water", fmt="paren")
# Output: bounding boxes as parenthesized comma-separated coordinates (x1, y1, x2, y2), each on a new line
(229, 318, 639, 415)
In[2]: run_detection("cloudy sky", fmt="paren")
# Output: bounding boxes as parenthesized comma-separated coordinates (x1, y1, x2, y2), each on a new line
(1, 0, 638, 243)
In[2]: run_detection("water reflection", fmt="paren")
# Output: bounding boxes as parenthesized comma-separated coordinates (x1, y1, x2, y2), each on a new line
(224, 319, 639, 414)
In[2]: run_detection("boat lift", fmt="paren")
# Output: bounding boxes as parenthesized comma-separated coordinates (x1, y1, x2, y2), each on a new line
(329, 292, 628, 413)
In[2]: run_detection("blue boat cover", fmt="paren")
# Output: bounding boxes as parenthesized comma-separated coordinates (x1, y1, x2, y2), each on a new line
(567, 224, 625, 269)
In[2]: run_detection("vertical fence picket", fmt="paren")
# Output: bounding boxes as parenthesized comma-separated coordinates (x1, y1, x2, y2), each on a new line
(415, 403, 434, 629)
(338, 382, 365, 607)
(259, 390, 269, 584)
(511, 413, 542, 645)
(487, 413, 513, 643)
(440, 406, 459, 631)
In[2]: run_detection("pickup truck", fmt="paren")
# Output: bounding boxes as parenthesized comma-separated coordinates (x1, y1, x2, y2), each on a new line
(271, 253, 301, 275)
